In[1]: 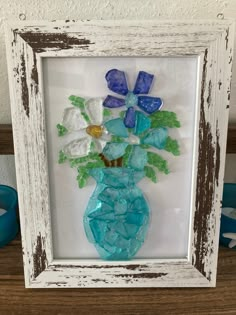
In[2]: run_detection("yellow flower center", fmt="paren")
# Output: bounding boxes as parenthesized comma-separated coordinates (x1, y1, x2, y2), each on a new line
(86, 125, 103, 138)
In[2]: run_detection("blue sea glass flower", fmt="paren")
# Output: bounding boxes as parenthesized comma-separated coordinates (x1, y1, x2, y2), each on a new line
(103, 69, 163, 135)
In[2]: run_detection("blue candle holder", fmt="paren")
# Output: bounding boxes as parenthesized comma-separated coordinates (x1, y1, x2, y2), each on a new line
(220, 183, 236, 249)
(0, 185, 19, 248)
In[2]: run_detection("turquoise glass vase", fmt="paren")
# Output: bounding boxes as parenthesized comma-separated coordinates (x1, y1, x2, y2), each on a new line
(84, 168, 150, 260)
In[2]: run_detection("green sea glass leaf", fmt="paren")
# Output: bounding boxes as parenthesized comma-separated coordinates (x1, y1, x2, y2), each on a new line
(70, 155, 91, 167)
(90, 141, 96, 151)
(144, 165, 157, 183)
(140, 144, 151, 149)
(58, 150, 67, 164)
(77, 168, 89, 188)
(85, 160, 105, 169)
(111, 135, 125, 143)
(76, 159, 105, 189)
(123, 145, 132, 167)
(150, 111, 181, 128)
(89, 152, 103, 161)
(69, 95, 85, 109)
(56, 124, 68, 136)
(164, 136, 180, 156)
(119, 111, 126, 119)
(147, 151, 169, 174)
(81, 112, 90, 123)
(103, 108, 112, 117)
(69, 152, 103, 168)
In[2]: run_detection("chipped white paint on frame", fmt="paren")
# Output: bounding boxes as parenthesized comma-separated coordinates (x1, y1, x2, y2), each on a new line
(5, 20, 234, 288)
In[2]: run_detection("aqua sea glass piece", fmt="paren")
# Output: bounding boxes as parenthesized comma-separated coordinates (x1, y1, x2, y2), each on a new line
(104, 118, 129, 138)
(137, 96, 163, 114)
(133, 71, 154, 94)
(141, 127, 168, 149)
(124, 107, 136, 128)
(125, 92, 138, 108)
(103, 142, 128, 160)
(134, 111, 151, 135)
(103, 95, 125, 108)
(84, 168, 149, 260)
(105, 69, 129, 96)
(128, 146, 147, 170)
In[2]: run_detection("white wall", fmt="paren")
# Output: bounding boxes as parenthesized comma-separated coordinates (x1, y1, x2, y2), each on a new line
(1, 0, 236, 186)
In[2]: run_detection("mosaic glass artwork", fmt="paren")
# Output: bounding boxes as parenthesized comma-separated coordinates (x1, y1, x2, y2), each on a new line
(57, 69, 181, 260)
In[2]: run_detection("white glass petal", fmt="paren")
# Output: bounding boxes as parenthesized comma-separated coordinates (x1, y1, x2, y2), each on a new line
(63, 137, 91, 158)
(94, 139, 107, 153)
(85, 98, 103, 125)
(100, 130, 111, 142)
(62, 107, 88, 131)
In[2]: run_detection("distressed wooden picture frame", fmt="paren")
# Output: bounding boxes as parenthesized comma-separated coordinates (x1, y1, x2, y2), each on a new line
(5, 20, 234, 288)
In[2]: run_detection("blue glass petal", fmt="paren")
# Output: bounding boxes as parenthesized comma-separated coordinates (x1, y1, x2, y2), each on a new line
(103, 95, 125, 108)
(103, 142, 128, 161)
(104, 118, 129, 138)
(134, 111, 151, 135)
(125, 92, 138, 108)
(105, 69, 129, 96)
(137, 96, 163, 114)
(141, 127, 168, 149)
(128, 146, 147, 170)
(133, 71, 154, 94)
(124, 107, 136, 128)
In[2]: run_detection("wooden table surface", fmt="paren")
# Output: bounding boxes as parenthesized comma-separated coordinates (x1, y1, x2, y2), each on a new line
(0, 235, 235, 315)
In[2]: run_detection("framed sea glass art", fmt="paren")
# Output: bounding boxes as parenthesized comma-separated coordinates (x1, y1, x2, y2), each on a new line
(6, 20, 234, 288)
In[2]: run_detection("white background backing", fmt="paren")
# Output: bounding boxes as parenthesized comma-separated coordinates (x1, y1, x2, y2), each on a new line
(43, 57, 197, 259)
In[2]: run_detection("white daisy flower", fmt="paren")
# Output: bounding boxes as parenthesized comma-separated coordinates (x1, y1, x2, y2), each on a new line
(61, 98, 108, 158)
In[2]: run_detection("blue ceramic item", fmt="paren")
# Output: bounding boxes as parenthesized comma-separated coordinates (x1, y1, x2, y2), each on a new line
(0, 185, 19, 248)
(220, 183, 236, 249)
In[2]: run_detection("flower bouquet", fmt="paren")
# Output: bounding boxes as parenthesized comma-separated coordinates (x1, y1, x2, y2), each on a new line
(57, 69, 180, 260)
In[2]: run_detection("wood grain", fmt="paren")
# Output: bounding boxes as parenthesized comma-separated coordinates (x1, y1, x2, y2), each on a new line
(0, 235, 235, 314)
(227, 125, 236, 153)
(1, 124, 236, 154)
(0, 124, 13, 154)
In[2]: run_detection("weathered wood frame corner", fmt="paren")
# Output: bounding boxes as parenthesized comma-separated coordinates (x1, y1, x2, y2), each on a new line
(5, 20, 234, 288)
